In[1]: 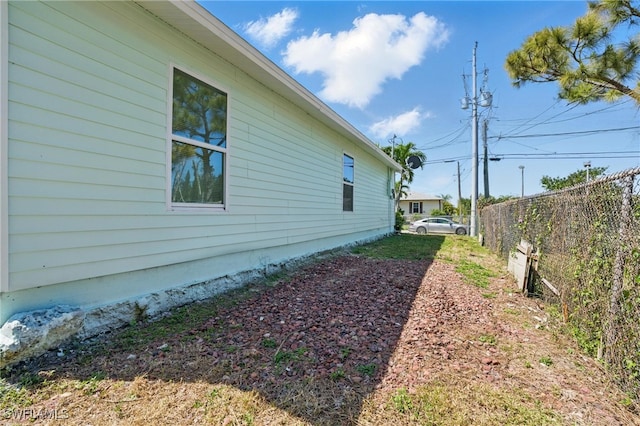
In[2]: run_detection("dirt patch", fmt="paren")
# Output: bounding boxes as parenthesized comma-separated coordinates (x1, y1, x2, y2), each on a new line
(3, 253, 638, 425)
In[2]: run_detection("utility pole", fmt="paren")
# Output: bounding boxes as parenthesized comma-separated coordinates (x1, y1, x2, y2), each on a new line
(457, 161, 462, 222)
(460, 42, 491, 237)
(482, 119, 489, 198)
(470, 42, 478, 237)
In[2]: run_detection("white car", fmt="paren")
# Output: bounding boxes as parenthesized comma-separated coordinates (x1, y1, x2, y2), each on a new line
(409, 217, 468, 235)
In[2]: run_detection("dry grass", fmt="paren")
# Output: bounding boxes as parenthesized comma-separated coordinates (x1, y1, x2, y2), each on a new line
(1, 234, 638, 425)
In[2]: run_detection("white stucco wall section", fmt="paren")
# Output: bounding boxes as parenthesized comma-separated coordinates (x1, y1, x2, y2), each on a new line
(399, 200, 442, 216)
(2, 1, 396, 324)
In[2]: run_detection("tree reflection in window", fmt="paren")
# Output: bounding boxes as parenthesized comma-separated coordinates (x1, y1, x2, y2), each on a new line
(171, 68, 227, 205)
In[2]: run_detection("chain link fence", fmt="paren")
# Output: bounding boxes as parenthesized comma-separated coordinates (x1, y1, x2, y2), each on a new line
(480, 167, 640, 403)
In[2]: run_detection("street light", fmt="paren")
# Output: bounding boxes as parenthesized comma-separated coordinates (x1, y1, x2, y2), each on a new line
(519, 165, 525, 198)
(584, 161, 591, 182)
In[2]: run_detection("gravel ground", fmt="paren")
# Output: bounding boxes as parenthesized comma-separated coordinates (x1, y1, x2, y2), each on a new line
(5, 253, 640, 425)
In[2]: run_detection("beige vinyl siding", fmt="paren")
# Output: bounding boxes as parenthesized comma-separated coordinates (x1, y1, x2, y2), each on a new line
(6, 1, 393, 292)
(230, 96, 339, 206)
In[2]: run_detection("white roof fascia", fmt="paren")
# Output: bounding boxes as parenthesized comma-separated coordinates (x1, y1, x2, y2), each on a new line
(135, 0, 401, 172)
(403, 192, 442, 201)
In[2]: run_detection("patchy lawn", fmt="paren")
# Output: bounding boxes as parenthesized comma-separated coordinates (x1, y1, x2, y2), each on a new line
(1, 234, 638, 425)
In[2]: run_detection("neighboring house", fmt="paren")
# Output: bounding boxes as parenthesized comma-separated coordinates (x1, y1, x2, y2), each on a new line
(0, 0, 400, 349)
(399, 192, 443, 217)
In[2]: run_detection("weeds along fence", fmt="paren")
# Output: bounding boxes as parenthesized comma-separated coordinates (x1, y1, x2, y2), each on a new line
(480, 167, 640, 402)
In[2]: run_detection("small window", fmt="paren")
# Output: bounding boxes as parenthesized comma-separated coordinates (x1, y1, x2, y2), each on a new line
(170, 68, 227, 208)
(410, 202, 424, 214)
(343, 154, 354, 211)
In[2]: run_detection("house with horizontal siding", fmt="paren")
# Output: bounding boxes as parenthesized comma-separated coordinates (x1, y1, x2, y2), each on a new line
(0, 0, 400, 355)
(399, 192, 443, 218)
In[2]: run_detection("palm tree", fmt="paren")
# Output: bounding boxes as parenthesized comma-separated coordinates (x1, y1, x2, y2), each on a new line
(381, 142, 426, 210)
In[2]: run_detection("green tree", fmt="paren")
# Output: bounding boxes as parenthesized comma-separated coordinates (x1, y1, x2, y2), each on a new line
(505, 0, 640, 104)
(381, 142, 427, 210)
(442, 200, 457, 215)
(540, 166, 607, 191)
(459, 197, 471, 215)
(435, 194, 457, 215)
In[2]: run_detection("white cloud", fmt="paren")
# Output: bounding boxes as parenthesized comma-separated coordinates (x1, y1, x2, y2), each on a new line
(244, 8, 298, 49)
(283, 12, 449, 108)
(369, 107, 432, 139)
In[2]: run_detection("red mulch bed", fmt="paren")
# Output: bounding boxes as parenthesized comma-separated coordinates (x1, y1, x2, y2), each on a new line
(7, 254, 640, 425)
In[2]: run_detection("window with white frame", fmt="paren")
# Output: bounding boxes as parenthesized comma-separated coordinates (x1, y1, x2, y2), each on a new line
(343, 154, 354, 211)
(411, 202, 423, 214)
(170, 68, 227, 208)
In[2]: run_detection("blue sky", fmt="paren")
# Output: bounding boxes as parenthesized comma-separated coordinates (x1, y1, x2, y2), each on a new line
(201, 1, 640, 201)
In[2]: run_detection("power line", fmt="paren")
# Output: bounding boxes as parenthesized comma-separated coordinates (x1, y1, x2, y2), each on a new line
(492, 126, 640, 140)
(503, 99, 567, 136)
(497, 99, 634, 125)
(424, 155, 470, 164)
(491, 150, 638, 160)
(489, 100, 637, 152)
(496, 155, 635, 160)
(535, 99, 636, 125)
(425, 149, 639, 164)
(415, 123, 470, 151)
